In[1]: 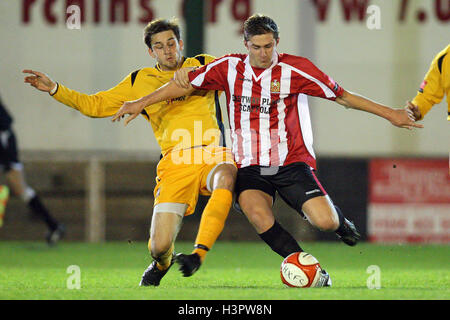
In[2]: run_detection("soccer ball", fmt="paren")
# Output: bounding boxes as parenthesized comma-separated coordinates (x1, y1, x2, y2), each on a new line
(280, 252, 324, 288)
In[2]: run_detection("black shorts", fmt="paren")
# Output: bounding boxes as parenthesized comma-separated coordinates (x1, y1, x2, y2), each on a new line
(234, 162, 327, 215)
(0, 128, 21, 173)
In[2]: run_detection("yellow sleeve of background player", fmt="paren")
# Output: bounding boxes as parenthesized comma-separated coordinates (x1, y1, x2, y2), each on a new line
(412, 46, 448, 120)
(51, 73, 134, 118)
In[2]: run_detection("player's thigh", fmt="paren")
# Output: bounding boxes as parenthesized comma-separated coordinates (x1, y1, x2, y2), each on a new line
(274, 163, 338, 231)
(301, 195, 339, 231)
(5, 167, 27, 196)
(155, 155, 200, 216)
(238, 189, 275, 233)
(234, 166, 276, 232)
(275, 162, 326, 215)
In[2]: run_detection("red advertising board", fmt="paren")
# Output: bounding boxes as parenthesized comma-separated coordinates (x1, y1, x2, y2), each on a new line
(368, 159, 450, 243)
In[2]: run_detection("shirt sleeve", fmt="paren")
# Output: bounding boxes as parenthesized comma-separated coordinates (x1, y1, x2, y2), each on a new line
(52, 73, 135, 118)
(412, 50, 446, 120)
(289, 57, 344, 101)
(187, 57, 229, 91)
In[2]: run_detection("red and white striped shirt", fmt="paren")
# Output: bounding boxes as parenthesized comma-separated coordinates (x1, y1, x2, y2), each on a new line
(188, 53, 344, 169)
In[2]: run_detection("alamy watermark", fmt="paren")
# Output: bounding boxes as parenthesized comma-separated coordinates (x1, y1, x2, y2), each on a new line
(66, 265, 81, 289)
(66, 5, 81, 30)
(366, 265, 381, 289)
(366, 5, 382, 30)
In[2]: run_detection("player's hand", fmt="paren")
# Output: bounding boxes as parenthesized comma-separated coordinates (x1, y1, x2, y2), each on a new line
(173, 67, 194, 89)
(389, 108, 424, 130)
(23, 69, 57, 93)
(405, 101, 422, 121)
(111, 99, 146, 126)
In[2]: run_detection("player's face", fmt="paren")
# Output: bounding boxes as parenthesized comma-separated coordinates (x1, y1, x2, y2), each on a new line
(245, 33, 279, 69)
(149, 30, 184, 71)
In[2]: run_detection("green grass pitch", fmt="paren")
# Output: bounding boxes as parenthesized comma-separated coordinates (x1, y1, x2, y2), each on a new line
(0, 241, 448, 300)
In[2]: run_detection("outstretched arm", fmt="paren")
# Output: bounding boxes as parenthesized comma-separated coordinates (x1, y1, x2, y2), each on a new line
(335, 90, 423, 129)
(23, 69, 133, 118)
(111, 80, 194, 126)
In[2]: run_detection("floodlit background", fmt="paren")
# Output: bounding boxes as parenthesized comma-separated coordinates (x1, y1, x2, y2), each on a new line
(0, 0, 448, 244)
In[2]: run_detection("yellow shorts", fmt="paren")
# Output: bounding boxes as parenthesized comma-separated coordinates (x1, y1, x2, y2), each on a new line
(153, 145, 235, 216)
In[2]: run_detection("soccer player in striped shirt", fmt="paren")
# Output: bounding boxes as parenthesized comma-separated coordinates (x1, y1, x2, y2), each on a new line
(112, 14, 422, 283)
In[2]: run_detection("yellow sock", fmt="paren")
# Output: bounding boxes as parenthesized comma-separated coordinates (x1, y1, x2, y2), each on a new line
(147, 238, 174, 271)
(193, 189, 232, 262)
(156, 243, 174, 270)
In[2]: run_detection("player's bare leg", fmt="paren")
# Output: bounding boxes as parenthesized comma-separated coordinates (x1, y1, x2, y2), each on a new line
(176, 163, 236, 277)
(302, 195, 360, 246)
(238, 189, 274, 233)
(140, 210, 183, 286)
(301, 196, 339, 232)
(238, 190, 303, 258)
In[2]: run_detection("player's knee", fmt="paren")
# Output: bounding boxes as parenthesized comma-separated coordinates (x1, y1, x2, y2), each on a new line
(213, 166, 237, 191)
(217, 173, 235, 190)
(150, 240, 173, 259)
(313, 214, 339, 232)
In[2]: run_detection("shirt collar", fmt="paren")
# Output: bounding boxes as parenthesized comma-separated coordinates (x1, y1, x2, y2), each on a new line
(155, 56, 186, 72)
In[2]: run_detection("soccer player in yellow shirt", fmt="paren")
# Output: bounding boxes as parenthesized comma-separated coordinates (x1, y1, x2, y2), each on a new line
(23, 19, 237, 286)
(407, 44, 450, 121)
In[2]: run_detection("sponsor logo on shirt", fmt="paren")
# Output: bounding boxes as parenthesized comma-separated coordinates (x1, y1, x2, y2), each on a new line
(232, 94, 281, 114)
(238, 77, 252, 83)
(166, 96, 186, 104)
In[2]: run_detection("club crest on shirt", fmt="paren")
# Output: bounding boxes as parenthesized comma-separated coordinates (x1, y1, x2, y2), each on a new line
(270, 79, 280, 93)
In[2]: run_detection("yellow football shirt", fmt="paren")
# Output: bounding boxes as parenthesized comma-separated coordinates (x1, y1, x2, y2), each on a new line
(412, 44, 450, 121)
(52, 54, 223, 155)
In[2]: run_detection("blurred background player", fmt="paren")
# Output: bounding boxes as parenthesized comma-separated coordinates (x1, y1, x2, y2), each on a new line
(0, 94, 65, 244)
(0, 184, 9, 227)
(406, 44, 449, 121)
(111, 14, 423, 285)
(23, 19, 236, 286)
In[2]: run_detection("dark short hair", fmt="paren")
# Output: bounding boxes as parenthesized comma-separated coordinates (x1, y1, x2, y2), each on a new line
(243, 14, 279, 41)
(143, 18, 181, 49)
